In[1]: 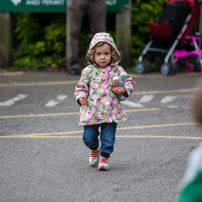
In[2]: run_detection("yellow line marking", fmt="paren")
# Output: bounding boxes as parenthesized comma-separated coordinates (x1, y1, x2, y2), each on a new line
(0, 80, 78, 87)
(0, 122, 201, 139)
(0, 72, 24, 76)
(1, 135, 201, 140)
(134, 88, 200, 95)
(0, 108, 159, 119)
(0, 78, 199, 95)
(126, 122, 200, 129)
(0, 71, 200, 88)
(117, 135, 202, 139)
(130, 72, 200, 78)
(124, 108, 159, 112)
(0, 112, 79, 119)
(0, 71, 198, 78)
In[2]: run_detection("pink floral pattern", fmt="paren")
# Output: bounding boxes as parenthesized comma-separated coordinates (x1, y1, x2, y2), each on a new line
(75, 33, 135, 126)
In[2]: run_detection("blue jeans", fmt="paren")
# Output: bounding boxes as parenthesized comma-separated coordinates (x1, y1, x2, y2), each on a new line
(83, 122, 117, 158)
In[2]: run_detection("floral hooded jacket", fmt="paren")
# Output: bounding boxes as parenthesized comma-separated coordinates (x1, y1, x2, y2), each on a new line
(74, 32, 135, 126)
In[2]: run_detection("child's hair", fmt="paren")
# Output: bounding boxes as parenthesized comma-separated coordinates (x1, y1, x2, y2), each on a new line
(87, 42, 120, 64)
(192, 80, 202, 124)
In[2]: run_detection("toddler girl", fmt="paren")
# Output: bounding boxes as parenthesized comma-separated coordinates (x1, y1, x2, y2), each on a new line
(74, 32, 135, 171)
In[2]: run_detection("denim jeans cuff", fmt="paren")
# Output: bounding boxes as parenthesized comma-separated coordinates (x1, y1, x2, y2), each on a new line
(101, 152, 110, 158)
(90, 146, 98, 150)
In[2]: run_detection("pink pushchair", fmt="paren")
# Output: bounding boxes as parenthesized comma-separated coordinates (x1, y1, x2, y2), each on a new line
(135, 0, 202, 75)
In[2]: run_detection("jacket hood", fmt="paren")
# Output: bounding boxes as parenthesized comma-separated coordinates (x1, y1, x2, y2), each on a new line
(86, 32, 121, 65)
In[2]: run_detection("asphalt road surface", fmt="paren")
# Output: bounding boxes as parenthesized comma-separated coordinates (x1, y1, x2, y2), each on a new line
(0, 70, 202, 202)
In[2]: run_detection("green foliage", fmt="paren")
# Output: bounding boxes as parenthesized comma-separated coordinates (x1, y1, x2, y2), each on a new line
(11, 1, 171, 71)
(12, 13, 66, 70)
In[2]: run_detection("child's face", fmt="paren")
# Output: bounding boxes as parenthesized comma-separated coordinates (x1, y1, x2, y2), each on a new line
(94, 43, 112, 68)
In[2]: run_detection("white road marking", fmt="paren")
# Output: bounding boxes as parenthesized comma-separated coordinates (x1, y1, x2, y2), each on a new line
(178, 95, 194, 98)
(139, 95, 154, 103)
(121, 100, 144, 108)
(167, 106, 178, 108)
(57, 95, 68, 100)
(45, 95, 67, 107)
(160, 96, 176, 104)
(0, 94, 28, 106)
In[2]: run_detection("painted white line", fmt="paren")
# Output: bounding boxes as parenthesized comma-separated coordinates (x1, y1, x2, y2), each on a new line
(45, 95, 67, 107)
(45, 100, 59, 107)
(167, 106, 178, 108)
(57, 95, 67, 100)
(0, 94, 28, 106)
(161, 96, 176, 104)
(178, 95, 194, 98)
(139, 95, 154, 103)
(121, 100, 144, 108)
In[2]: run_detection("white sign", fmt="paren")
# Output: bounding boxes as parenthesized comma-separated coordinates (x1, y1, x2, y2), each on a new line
(10, 0, 22, 6)
(42, 0, 65, 5)
(106, 0, 117, 6)
(25, 0, 65, 6)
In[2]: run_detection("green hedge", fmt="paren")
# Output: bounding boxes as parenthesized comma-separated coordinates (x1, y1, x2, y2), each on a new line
(11, 1, 168, 71)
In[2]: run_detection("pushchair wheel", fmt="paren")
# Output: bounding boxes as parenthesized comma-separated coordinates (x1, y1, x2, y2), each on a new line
(135, 61, 151, 74)
(186, 63, 194, 72)
(161, 63, 177, 75)
(193, 57, 201, 72)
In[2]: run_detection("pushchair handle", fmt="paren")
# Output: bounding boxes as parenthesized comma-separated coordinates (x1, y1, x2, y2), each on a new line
(186, 36, 201, 41)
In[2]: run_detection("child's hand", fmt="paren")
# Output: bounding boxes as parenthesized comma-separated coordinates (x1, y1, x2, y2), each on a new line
(111, 87, 126, 95)
(79, 97, 87, 106)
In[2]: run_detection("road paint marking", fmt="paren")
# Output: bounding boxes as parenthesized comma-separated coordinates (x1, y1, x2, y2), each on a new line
(0, 108, 159, 119)
(117, 135, 202, 139)
(0, 122, 201, 138)
(160, 95, 193, 104)
(133, 88, 199, 95)
(45, 95, 67, 107)
(167, 106, 178, 108)
(0, 94, 28, 106)
(1, 135, 201, 139)
(0, 80, 78, 88)
(130, 72, 200, 78)
(178, 95, 194, 98)
(139, 95, 154, 103)
(132, 122, 199, 129)
(161, 96, 176, 103)
(121, 100, 144, 108)
(0, 71, 198, 78)
(0, 71, 23, 76)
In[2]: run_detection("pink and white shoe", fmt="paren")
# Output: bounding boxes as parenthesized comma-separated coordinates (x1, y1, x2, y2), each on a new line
(98, 157, 109, 171)
(89, 148, 100, 166)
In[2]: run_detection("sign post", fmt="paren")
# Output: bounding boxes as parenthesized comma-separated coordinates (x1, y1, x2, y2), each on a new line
(0, 13, 12, 69)
(0, 0, 129, 12)
(116, 0, 132, 68)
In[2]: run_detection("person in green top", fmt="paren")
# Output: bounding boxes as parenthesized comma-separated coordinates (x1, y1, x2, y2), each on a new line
(176, 80, 202, 202)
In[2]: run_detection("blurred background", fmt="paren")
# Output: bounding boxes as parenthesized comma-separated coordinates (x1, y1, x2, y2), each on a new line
(0, 0, 201, 73)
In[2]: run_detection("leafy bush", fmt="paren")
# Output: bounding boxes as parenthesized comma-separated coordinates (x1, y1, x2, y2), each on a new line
(11, 1, 169, 71)
(12, 13, 66, 70)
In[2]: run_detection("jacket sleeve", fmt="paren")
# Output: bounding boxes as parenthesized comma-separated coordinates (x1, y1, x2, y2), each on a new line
(74, 68, 90, 103)
(117, 66, 135, 98)
(123, 73, 135, 98)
